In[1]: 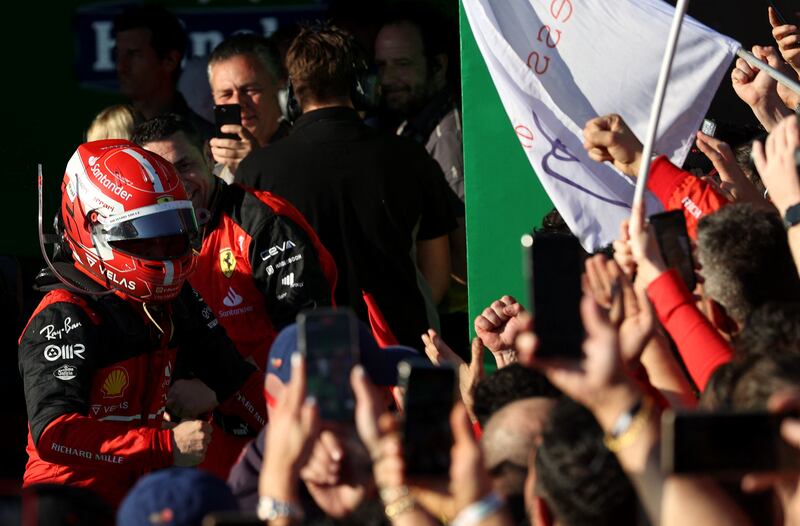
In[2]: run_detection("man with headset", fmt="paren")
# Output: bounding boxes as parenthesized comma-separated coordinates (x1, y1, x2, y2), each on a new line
(237, 23, 457, 349)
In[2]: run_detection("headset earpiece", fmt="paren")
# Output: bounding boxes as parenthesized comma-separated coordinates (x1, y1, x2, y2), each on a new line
(286, 77, 302, 123)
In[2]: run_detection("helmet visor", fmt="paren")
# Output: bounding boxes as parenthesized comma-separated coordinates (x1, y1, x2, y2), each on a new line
(93, 201, 200, 260)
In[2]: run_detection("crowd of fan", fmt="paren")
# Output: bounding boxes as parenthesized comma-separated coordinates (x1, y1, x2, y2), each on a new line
(11, 2, 800, 526)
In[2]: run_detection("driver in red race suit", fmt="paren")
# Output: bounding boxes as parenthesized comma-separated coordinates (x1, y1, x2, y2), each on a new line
(18, 140, 267, 506)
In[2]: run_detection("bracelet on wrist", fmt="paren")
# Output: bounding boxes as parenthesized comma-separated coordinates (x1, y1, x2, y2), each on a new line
(257, 496, 304, 522)
(603, 396, 654, 452)
(384, 494, 416, 519)
(379, 485, 409, 504)
(451, 492, 504, 526)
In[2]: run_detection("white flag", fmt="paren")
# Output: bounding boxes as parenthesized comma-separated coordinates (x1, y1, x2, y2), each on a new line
(463, 0, 740, 250)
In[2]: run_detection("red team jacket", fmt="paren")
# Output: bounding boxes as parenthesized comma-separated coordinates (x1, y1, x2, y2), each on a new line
(191, 183, 337, 369)
(19, 280, 267, 506)
(648, 155, 730, 238)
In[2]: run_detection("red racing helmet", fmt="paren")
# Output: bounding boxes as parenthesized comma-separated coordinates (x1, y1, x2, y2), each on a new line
(60, 139, 199, 302)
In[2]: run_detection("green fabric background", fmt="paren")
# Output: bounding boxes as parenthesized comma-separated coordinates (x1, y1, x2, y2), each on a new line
(459, 2, 555, 334)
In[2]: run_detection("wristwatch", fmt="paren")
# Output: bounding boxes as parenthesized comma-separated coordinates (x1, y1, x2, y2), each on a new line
(784, 202, 800, 230)
(257, 496, 304, 521)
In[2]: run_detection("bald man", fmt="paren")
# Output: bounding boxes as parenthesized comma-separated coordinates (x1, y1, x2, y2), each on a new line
(481, 397, 555, 522)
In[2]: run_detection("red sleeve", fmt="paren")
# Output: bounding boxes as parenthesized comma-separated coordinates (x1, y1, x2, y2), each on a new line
(647, 155, 730, 238)
(36, 413, 173, 471)
(216, 370, 267, 431)
(646, 269, 733, 391)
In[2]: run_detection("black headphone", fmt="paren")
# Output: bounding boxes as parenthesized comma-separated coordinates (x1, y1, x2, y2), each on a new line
(284, 28, 379, 123)
(286, 79, 302, 124)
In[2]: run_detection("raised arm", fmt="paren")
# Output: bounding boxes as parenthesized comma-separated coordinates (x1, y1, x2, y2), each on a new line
(752, 115, 800, 278)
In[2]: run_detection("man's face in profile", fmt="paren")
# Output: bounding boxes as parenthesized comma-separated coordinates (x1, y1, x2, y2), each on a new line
(375, 21, 435, 117)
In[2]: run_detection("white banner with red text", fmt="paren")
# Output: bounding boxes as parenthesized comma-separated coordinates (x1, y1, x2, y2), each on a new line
(462, 0, 740, 250)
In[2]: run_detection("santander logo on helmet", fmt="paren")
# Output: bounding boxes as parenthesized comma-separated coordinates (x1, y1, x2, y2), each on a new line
(60, 140, 199, 302)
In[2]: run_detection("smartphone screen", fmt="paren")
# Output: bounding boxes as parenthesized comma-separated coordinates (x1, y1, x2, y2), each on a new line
(399, 359, 456, 476)
(213, 104, 242, 140)
(649, 210, 697, 291)
(662, 409, 800, 476)
(297, 308, 358, 422)
(522, 231, 584, 359)
(701, 119, 717, 138)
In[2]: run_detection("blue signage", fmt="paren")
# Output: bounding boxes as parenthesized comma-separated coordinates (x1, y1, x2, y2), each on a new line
(74, 3, 328, 90)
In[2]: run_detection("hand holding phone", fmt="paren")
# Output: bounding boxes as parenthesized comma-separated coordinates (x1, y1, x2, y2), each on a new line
(214, 104, 242, 141)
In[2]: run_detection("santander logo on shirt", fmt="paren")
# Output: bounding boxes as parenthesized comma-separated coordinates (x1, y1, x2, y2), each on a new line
(218, 286, 255, 319)
(223, 287, 244, 307)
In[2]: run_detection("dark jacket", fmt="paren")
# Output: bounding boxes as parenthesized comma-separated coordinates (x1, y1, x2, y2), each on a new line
(238, 107, 457, 349)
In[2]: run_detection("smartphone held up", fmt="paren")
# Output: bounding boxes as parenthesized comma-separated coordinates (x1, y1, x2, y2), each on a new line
(297, 308, 359, 422)
(649, 210, 696, 291)
(521, 231, 585, 359)
(398, 359, 456, 476)
(662, 409, 800, 476)
(214, 104, 242, 141)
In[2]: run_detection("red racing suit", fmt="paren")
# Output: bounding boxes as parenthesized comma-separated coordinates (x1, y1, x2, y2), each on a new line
(19, 273, 267, 506)
(191, 182, 337, 369)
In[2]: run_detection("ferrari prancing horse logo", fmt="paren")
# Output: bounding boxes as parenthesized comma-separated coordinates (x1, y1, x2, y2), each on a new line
(219, 248, 236, 278)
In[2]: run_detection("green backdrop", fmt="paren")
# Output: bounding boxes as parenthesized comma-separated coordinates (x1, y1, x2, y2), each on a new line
(459, 2, 554, 331)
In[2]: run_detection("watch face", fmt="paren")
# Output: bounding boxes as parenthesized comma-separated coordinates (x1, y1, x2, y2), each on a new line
(785, 203, 800, 229)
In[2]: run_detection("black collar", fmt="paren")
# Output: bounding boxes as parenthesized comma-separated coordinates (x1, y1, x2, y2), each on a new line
(290, 106, 360, 134)
(202, 177, 226, 234)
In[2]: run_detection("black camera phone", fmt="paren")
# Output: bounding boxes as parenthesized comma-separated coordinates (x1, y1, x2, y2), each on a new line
(662, 409, 800, 476)
(648, 210, 696, 291)
(522, 231, 584, 359)
(398, 359, 456, 476)
(213, 104, 242, 140)
(297, 308, 358, 422)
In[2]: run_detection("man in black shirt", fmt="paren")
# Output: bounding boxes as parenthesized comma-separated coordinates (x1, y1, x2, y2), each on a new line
(237, 24, 456, 349)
